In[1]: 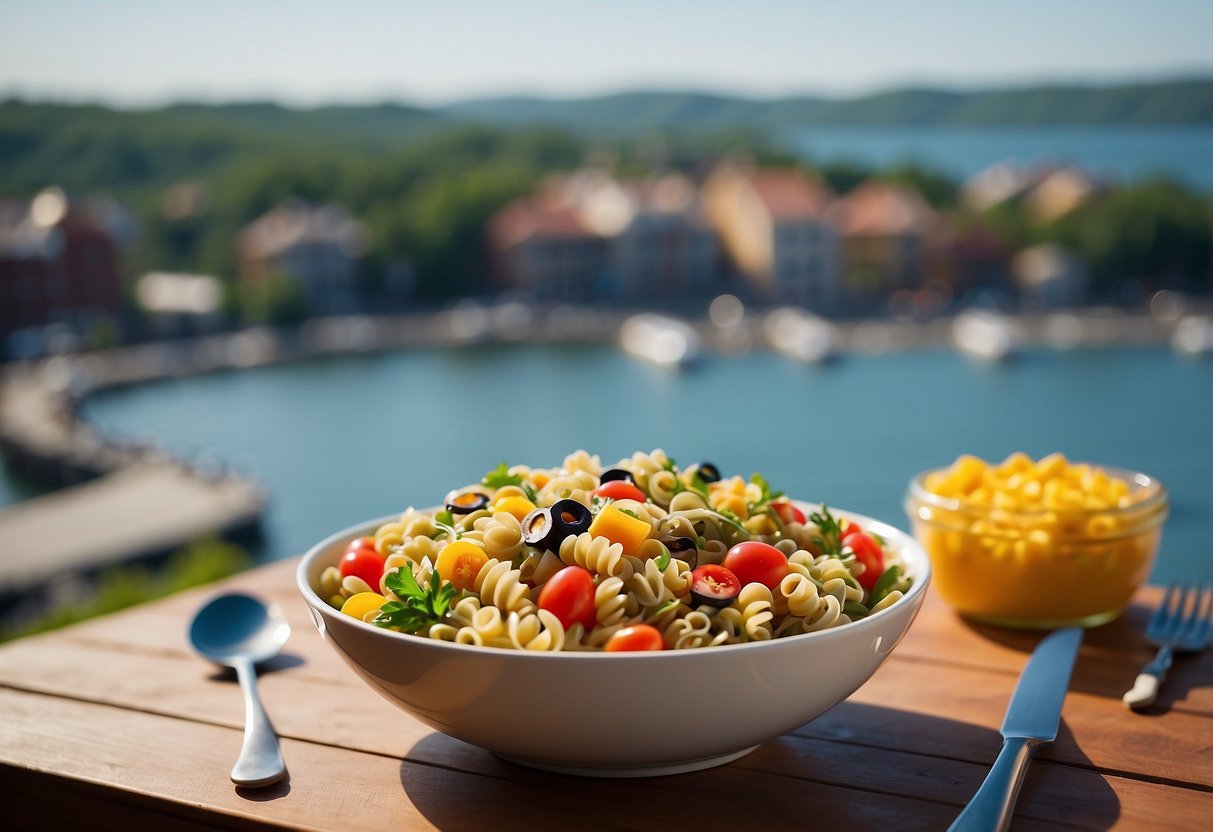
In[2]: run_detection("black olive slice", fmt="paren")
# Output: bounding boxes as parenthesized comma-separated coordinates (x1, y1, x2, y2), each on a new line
(599, 468, 634, 484)
(446, 491, 490, 515)
(665, 536, 699, 569)
(549, 499, 592, 538)
(521, 507, 554, 547)
(521, 500, 591, 552)
(690, 564, 740, 608)
(695, 462, 721, 484)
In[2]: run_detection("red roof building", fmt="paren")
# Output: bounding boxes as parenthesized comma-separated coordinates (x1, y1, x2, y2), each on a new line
(703, 165, 841, 308)
(0, 188, 124, 342)
(830, 181, 938, 303)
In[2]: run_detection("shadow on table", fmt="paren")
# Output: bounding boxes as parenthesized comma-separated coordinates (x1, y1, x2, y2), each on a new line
(399, 703, 1118, 831)
(203, 651, 307, 682)
(955, 608, 1203, 712)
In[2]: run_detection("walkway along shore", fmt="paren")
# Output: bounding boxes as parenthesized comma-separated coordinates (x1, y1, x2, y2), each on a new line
(0, 303, 1197, 619)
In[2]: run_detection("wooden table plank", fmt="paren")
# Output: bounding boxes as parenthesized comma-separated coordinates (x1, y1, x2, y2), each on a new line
(2, 558, 1211, 831)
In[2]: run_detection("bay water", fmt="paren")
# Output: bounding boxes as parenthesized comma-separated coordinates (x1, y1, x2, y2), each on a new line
(50, 343, 1213, 583)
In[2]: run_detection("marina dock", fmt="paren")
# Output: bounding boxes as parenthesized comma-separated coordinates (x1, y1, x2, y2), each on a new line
(0, 462, 262, 598)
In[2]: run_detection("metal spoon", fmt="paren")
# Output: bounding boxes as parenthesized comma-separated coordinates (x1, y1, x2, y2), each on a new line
(188, 592, 290, 787)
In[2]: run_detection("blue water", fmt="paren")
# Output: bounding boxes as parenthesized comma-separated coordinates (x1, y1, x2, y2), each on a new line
(786, 126, 1213, 189)
(55, 344, 1213, 583)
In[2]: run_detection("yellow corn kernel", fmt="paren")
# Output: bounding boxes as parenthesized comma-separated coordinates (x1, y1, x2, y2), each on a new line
(953, 455, 988, 492)
(1035, 452, 1068, 480)
(1085, 515, 1119, 537)
(999, 451, 1034, 475)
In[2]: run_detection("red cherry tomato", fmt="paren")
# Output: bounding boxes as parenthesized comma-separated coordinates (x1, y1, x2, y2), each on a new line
(604, 624, 665, 652)
(537, 566, 597, 630)
(339, 538, 386, 588)
(723, 541, 789, 590)
(593, 480, 647, 502)
(690, 564, 742, 607)
(843, 529, 885, 591)
(771, 501, 806, 525)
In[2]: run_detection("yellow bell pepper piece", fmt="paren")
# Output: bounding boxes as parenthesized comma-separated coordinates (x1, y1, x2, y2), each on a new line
(492, 495, 536, 522)
(588, 504, 652, 555)
(340, 592, 388, 621)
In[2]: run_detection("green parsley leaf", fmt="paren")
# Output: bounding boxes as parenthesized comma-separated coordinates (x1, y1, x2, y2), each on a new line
(688, 470, 710, 498)
(618, 508, 641, 520)
(482, 462, 523, 489)
(522, 482, 538, 503)
(373, 566, 459, 633)
(654, 544, 671, 571)
(434, 509, 454, 527)
(808, 505, 845, 555)
(868, 565, 903, 607)
(748, 472, 784, 509)
(662, 457, 678, 472)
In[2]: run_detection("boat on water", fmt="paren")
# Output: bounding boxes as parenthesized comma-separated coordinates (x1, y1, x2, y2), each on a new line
(763, 307, 838, 363)
(951, 310, 1024, 361)
(618, 314, 701, 368)
(1171, 315, 1213, 357)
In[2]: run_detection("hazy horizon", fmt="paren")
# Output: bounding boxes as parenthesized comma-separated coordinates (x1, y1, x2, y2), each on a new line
(3, 70, 1211, 112)
(2, 1, 1211, 108)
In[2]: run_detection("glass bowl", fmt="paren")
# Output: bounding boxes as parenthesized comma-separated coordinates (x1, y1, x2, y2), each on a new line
(905, 461, 1168, 628)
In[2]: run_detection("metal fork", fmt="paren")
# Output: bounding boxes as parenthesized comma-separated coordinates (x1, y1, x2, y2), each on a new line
(1122, 582, 1213, 710)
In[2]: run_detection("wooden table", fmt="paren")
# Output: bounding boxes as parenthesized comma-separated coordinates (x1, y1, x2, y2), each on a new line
(1, 560, 1209, 831)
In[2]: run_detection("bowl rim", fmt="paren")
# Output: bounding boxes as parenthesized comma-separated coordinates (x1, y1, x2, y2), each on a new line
(296, 500, 932, 661)
(906, 463, 1169, 521)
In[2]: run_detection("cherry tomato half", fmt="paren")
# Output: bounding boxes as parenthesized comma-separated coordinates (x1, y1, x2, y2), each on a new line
(843, 529, 885, 592)
(537, 566, 597, 630)
(593, 480, 647, 503)
(771, 501, 806, 525)
(339, 538, 386, 589)
(690, 564, 741, 607)
(436, 540, 489, 592)
(723, 541, 789, 590)
(604, 624, 665, 652)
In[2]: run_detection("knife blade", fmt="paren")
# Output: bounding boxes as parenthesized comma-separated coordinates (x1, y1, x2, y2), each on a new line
(948, 626, 1083, 832)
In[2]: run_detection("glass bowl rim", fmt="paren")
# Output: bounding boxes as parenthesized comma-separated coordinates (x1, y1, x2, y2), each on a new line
(905, 463, 1169, 521)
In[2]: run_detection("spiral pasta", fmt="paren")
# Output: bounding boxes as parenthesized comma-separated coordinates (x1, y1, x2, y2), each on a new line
(322, 450, 913, 651)
(559, 532, 630, 578)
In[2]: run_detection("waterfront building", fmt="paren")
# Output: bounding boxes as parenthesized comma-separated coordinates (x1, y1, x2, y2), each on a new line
(702, 165, 841, 310)
(485, 193, 605, 301)
(0, 187, 125, 347)
(237, 201, 367, 314)
(1022, 167, 1101, 222)
(570, 171, 717, 300)
(1012, 244, 1089, 308)
(928, 221, 1013, 305)
(830, 181, 937, 307)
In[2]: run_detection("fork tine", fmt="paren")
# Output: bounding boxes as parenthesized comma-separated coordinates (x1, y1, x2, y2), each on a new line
(1182, 583, 1213, 647)
(1152, 582, 1183, 633)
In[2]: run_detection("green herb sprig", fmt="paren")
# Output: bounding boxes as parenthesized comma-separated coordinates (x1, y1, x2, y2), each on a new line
(373, 567, 459, 633)
(808, 505, 845, 555)
(482, 462, 523, 489)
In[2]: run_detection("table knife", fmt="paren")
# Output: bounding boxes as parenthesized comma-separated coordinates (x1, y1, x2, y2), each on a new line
(948, 626, 1083, 832)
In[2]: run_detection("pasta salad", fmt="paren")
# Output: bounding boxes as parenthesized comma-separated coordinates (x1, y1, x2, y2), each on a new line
(318, 450, 913, 651)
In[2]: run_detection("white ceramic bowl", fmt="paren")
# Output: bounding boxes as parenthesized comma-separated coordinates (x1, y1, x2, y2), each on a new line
(296, 503, 931, 777)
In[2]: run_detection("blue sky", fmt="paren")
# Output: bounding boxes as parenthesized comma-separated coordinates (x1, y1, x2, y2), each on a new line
(1, 0, 1210, 105)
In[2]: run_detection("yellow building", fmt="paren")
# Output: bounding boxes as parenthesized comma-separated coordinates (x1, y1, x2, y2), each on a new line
(703, 165, 840, 309)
